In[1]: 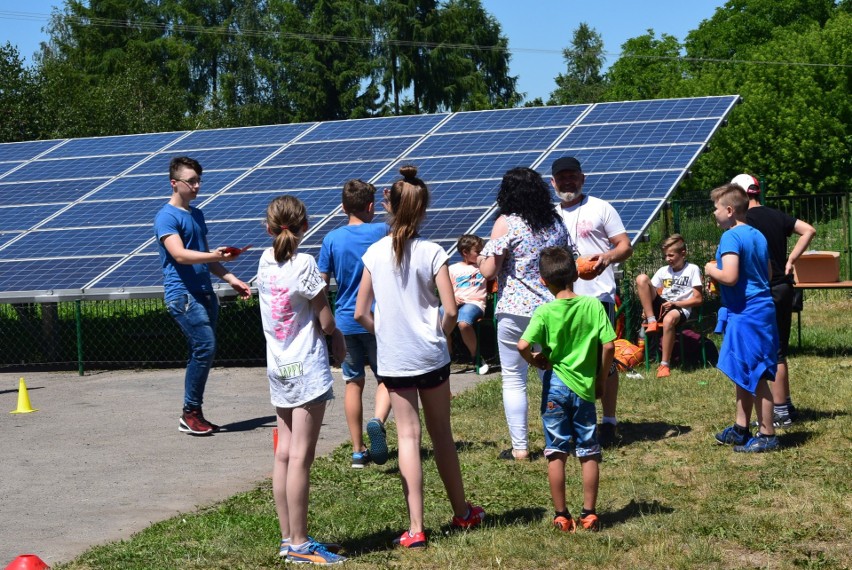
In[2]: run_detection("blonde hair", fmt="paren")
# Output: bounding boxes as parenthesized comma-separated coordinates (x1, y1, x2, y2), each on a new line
(387, 165, 429, 266)
(710, 184, 748, 216)
(266, 195, 307, 263)
(660, 234, 686, 254)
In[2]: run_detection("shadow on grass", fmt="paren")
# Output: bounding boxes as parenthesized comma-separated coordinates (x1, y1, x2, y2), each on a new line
(617, 421, 692, 446)
(219, 415, 277, 432)
(795, 407, 847, 422)
(339, 506, 547, 556)
(602, 499, 675, 528)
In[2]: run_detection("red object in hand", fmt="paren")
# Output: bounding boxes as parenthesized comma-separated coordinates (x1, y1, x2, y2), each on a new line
(222, 244, 253, 256)
(576, 256, 598, 280)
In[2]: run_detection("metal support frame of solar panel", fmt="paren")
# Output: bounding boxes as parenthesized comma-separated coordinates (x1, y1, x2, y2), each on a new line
(0, 95, 740, 303)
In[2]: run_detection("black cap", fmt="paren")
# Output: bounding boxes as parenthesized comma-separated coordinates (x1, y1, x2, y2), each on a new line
(552, 157, 582, 175)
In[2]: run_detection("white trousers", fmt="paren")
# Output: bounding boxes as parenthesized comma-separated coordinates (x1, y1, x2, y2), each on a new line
(496, 313, 543, 451)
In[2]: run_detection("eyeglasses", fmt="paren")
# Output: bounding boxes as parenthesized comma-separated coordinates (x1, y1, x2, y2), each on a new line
(175, 177, 202, 186)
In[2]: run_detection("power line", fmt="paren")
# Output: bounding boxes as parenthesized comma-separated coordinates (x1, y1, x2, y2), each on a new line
(1, 10, 849, 69)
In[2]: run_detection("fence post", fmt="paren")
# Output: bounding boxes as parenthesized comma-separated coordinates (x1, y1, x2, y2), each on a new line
(75, 299, 84, 376)
(844, 192, 851, 281)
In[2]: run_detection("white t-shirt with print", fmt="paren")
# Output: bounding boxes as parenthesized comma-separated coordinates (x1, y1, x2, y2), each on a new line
(651, 261, 703, 319)
(361, 236, 450, 377)
(257, 249, 334, 408)
(555, 195, 626, 303)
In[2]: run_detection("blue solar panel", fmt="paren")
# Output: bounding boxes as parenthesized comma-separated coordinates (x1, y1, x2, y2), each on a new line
(300, 114, 446, 142)
(45, 132, 185, 158)
(377, 152, 542, 184)
(584, 96, 736, 124)
(543, 144, 704, 174)
(0, 140, 62, 163)
(128, 146, 280, 175)
(436, 105, 589, 133)
(41, 199, 162, 229)
(0, 257, 121, 292)
(0, 205, 68, 231)
(232, 162, 390, 192)
(4, 155, 147, 182)
(410, 128, 566, 157)
(0, 95, 738, 296)
(0, 179, 108, 205)
(175, 123, 312, 149)
(269, 137, 419, 166)
(2, 226, 153, 259)
(562, 120, 721, 147)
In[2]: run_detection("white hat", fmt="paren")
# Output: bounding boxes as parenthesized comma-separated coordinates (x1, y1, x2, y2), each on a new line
(731, 173, 760, 195)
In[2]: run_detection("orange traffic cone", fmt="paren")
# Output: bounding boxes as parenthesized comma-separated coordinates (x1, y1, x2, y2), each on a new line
(10, 378, 37, 414)
(4, 554, 50, 569)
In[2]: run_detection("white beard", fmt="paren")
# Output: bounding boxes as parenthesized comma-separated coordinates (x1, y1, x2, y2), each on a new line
(556, 190, 578, 203)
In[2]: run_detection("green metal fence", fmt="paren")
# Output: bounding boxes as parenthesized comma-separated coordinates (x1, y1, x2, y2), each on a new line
(2, 193, 848, 372)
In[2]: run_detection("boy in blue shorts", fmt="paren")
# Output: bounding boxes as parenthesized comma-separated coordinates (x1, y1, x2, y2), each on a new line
(517, 246, 615, 532)
(705, 183, 780, 453)
(319, 179, 392, 468)
(448, 234, 489, 375)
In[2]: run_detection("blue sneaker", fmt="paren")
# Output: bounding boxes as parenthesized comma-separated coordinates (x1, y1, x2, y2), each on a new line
(366, 418, 388, 465)
(351, 449, 371, 469)
(286, 540, 347, 564)
(280, 538, 342, 557)
(734, 433, 780, 453)
(715, 425, 750, 446)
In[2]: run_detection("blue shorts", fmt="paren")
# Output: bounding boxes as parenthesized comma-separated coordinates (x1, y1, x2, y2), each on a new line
(440, 304, 485, 326)
(342, 333, 379, 383)
(457, 303, 485, 326)
(541, 371, 601, 458)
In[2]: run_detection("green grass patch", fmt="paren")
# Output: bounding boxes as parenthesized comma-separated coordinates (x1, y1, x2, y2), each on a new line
(56, 298, 852, 570)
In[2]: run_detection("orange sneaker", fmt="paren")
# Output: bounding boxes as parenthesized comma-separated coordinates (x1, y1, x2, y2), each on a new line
(656, 365, 671, 378)
(578, 513, 600, 531)
(643, 321, 661, 334)
(553, 515, 576, 533)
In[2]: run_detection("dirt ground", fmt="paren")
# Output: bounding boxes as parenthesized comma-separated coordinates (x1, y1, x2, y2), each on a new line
(0, 365, 493, 566)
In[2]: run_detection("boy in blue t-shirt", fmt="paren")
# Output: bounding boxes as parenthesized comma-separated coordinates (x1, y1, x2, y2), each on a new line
(154, 156, 251, 436)
(318, 179, 391, 468)
(518, 246, 615, 533)
(704, 183, 780, 453)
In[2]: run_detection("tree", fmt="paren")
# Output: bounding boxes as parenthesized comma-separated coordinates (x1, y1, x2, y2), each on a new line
(548, 23, 607, 105)
(603, 30, 685, 102)
(0, 43, 44, 142)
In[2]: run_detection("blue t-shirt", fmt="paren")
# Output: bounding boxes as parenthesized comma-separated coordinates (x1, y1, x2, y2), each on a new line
(154, 203, 213, 301)
(715, 224, 771, 314)
(318, 222, 388, 335)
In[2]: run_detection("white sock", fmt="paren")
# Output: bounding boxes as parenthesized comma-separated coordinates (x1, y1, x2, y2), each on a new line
(646, 317, 657, 323)
(602, 416, 617, 426)
(660, 361, 669, 367)
(289, 541, 310, 552)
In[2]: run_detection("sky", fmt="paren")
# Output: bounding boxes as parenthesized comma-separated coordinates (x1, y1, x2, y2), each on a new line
(0, 1, 726, 103)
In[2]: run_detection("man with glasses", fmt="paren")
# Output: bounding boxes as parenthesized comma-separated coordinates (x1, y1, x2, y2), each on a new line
(154, 156, 251, 435)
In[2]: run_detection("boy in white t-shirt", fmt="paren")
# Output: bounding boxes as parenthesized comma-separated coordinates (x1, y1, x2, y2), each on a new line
(447, 234, 489, 375)
(635, 234, 703, 378)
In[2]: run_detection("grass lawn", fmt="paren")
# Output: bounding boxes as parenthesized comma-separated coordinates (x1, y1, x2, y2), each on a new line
(57, 297, 852, 570)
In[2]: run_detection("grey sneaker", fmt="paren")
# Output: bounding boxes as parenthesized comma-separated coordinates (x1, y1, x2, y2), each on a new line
(351, 449, 371, 469)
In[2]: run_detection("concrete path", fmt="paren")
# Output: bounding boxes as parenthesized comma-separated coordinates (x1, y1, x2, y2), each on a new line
(0, 365, 495, 566)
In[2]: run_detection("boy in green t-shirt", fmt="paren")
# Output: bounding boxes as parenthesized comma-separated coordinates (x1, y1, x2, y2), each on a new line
(517, 246, 615, 533)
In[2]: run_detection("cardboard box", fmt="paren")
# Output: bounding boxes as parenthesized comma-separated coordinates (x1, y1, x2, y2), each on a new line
(793, 251, 840, 284)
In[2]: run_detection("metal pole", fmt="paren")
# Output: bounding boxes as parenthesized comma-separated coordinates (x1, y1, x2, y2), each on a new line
(75, 299, 84, 376)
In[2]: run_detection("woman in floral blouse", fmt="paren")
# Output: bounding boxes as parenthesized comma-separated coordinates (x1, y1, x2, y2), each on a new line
(478, 167, 568, 460)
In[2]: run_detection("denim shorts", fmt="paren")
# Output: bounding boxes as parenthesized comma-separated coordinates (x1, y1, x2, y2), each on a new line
(303, 386, 334, 407)
(457, 303, 485, 326)
(342, 333, 379, 382)
(540, 371, 601, 458)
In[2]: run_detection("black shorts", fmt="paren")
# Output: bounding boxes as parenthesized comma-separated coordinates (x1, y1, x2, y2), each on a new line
(379, 363, 451, 391)
(771, 281, 795, 362)
(651, 296, 687, 322)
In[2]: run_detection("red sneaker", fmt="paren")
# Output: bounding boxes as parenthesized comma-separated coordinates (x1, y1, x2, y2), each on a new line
(451, 502, 485, 529)
(393, 530, 427, 549)
(656, 365, 671, 378)
(579, 513, 600, 531)
(179, 408, 213, 435)
(553, 515, 576, 533)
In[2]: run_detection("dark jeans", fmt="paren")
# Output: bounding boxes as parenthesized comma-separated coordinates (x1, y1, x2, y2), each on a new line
(167, 293, 219, 409)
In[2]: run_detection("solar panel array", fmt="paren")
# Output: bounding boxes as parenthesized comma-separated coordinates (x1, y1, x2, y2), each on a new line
(0, 95, 739, 301)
